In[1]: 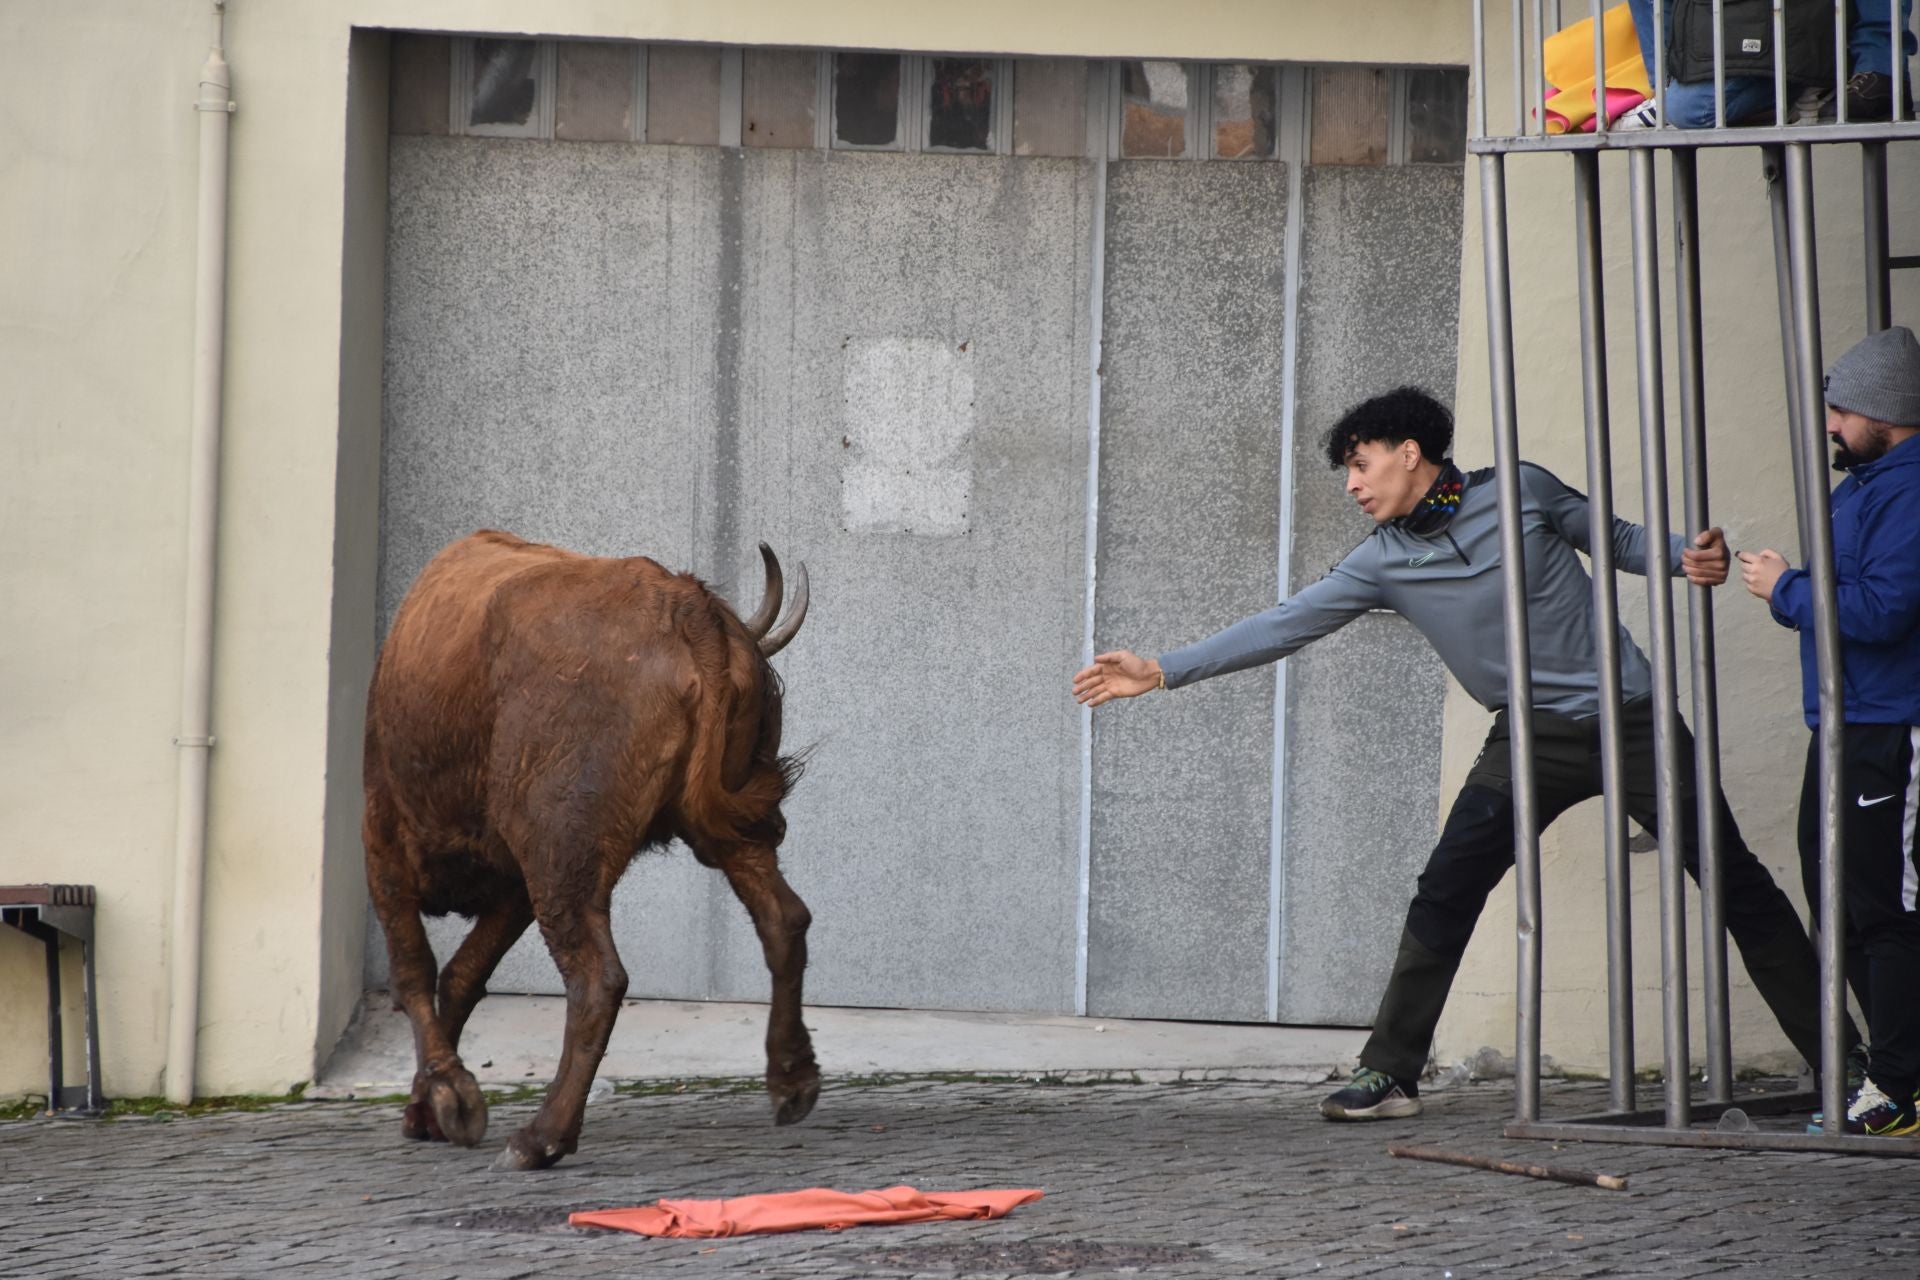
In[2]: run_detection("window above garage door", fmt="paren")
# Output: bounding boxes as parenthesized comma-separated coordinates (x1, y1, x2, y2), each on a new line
(388, 33, 1466, 166)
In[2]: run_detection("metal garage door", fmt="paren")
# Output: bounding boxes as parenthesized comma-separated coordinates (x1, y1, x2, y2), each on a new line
(368, 45, 1463, 1026)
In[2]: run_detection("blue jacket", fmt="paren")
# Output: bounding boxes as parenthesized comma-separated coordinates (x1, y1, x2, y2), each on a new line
(1770, 433, 1920, 726)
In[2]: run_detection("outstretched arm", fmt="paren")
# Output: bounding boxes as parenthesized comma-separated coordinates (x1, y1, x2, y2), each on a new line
(1073, 553, 1382, 705)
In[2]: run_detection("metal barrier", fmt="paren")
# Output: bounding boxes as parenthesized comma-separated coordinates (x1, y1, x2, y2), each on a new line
(1472, 0, 1920, 1155)
(1, 884, 105, 1115)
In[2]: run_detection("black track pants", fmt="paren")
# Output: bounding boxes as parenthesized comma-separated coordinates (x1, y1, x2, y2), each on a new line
(1359, 699, 1855, 1082)
(1797, 725, 1920, 1099)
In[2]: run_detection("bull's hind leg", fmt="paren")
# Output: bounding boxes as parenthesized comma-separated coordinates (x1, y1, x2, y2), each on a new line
(365, 788, 489, 1147)
(437, 883, 534, 1049)
(493, 895, 627, 1172)
(709, 841, 820, 1126)
(366, 871, 490, 1147)
(390, 885, 536, 1142)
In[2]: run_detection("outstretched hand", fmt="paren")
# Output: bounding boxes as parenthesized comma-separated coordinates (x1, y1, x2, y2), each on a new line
(1072, 650, 1163, 707)
(1737, 548, 1790, 603)
(1681, 527, 1729, 587)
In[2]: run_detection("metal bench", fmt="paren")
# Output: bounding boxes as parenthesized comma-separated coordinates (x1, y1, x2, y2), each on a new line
(1, 885, 105, 1114)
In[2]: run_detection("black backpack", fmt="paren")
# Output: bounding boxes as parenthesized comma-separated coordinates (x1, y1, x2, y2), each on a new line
(1667, 0, 1839, 88)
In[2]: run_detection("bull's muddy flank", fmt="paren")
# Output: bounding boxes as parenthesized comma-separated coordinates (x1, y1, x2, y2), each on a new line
(363, 531, 816, 1170)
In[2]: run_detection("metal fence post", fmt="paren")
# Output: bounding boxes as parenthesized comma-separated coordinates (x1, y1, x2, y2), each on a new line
(1481, 152, 1543, 1124)
(1628, 147, 1692, 1129)
(1782, 142, 1849, 1135)
(1670, 149, 1733, 1105)
(1574, 150, 1635, 1115)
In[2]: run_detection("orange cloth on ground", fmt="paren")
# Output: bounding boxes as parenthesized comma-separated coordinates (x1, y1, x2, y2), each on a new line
(1542, 3, 1654, 133)
(570, 1185, 1043, 1238)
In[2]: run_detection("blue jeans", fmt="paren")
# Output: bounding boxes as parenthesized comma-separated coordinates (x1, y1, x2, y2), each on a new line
(1850, 0, 1918, 76)
(1627, 0, 1915, 126)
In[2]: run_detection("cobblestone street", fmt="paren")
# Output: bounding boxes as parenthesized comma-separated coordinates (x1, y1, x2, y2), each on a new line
(6, 1075, 1917, 1278)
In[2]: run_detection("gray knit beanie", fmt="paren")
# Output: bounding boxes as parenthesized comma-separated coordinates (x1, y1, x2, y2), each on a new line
(1824, 325, 1920, 426)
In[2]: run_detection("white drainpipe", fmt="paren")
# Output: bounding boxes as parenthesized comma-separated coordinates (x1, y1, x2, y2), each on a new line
(167, 0, 234, 1105)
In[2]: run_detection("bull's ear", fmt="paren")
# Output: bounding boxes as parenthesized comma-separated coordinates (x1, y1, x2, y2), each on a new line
(740, 542, 783, 639)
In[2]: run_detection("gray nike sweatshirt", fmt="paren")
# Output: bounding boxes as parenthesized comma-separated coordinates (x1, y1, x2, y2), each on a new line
(1158, 464, 1688, 719)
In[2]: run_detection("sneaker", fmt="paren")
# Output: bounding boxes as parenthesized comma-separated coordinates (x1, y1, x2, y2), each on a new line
(1612, 100, 1660, 131)
(1321, 1067, 1422, 1121)
(1788, 85, 1834, 124)
(1845, 71, 1913, 123)
(1807, 1043, 1871, 1132)
(1844, 1077, 1920, 1137)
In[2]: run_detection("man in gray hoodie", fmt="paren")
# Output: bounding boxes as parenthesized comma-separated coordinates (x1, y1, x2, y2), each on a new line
(1073, 386, 1856, 1121)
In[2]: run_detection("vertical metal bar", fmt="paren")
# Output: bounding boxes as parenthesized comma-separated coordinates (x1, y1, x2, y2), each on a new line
(718, 48, 743, 147)
(1671, 149, 1733, 1105)
(1532, 0, 1548, 135)
(1764, 147, 1814, 557)
(1783, 142, 1849, 1135)
(1629, 148, 1692, 1129)
(1574, 151, 1635, 1115)
(82, 935, 104, 1111)
(1593, 0, 1609, 133)
(1475, 0, 1489, 137)
(633, 45, 651, 145)
(1713, 0, 1727, 127)
(1774, 0, 1789, 126)
(1655, 0, 1667, 126)
(1896, 0, 1909, 123)
(1864, 143, 1892, 334)
(44, 931, 64, 1111)
(1073, 65, 1111, 1019)
(1837, 0, 1852, 124)
(1482, 153, 1543, 1124)
(1514, 0, 1528, 135)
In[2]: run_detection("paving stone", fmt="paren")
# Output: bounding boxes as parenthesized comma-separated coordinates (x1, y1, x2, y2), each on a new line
(0, 1079, 1915, 1277)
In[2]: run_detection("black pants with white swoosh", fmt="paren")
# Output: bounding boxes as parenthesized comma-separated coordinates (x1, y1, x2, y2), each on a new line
(1798, 724, 1920, 1100)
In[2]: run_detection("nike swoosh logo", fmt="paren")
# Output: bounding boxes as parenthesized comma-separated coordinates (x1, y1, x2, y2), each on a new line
(1859, 794, 1897, 808)
(1408, 551, 1437, 568)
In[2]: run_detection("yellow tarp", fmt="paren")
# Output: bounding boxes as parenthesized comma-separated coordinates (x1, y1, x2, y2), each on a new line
(1543, 3, 1653, 134)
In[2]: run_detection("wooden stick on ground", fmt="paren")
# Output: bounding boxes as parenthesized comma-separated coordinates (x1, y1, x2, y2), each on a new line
(1388, 1144, 1629, 1191)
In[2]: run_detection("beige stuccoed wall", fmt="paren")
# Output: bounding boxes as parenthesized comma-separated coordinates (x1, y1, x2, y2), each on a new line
(1435, 13, 1920, 1076)
(0, 0, 1471, 1100)
(2, 2, 214, 1100)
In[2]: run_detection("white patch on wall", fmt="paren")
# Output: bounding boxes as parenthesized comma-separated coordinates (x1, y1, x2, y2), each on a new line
(840, 337, 974, 536)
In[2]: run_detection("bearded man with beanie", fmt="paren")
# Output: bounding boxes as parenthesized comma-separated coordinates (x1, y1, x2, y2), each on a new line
(1075, 386, 1859, 1122)
(1740, 325, 1920, 1137)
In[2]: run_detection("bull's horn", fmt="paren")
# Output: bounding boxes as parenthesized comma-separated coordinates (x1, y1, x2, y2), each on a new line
(758, 561, 809, 658)
(741, 542, 783, 639)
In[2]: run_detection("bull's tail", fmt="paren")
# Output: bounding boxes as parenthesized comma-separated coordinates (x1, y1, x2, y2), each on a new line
(680, 597, 798, 844)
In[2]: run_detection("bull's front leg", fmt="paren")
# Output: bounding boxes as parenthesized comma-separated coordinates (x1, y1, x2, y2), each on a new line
(494, 904, 627, 1172)
(717, 843, 819, 1126)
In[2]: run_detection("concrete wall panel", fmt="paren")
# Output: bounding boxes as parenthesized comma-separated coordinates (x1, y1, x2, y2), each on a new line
(1087, 161, 1290, 1021)
(373, 143, 1093, 1014)
(371, 136, 726, 996)
(705, 151, 1094, 1010)
(1277, 165, 1462, 1025)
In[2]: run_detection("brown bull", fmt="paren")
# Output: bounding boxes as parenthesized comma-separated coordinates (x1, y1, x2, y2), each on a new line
(362, 529, 816, 1171)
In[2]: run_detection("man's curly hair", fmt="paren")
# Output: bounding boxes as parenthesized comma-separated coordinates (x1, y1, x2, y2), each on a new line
(1322, 387, 1454, 470)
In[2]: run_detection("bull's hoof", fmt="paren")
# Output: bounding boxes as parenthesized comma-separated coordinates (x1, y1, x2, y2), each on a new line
(769, 1074, 820, 1126)
(400, 1099, 444, 1142)
(429, 1071, 489, 1148)
(492, 1128, 567, 1172)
